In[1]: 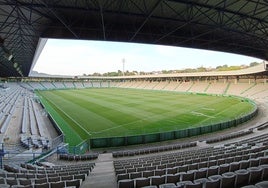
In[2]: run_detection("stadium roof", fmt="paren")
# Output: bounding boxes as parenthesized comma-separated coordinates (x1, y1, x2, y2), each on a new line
(0, 0, 268, 77)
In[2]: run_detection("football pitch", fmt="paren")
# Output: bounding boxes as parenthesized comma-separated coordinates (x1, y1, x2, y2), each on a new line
(36, 88, 256, 146)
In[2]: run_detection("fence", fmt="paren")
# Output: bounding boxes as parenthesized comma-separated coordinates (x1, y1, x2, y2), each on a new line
(68, 140, 90, 154)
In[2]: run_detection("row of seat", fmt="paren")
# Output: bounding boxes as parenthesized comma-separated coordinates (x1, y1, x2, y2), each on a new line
(242, 181, 268, 188)
(30, 97, 49, 140)
(0, 178, 81, 188)
(117, 156, 268, 182)
(114, 131, 268, 168)
(257, 122, 268, 131)
(115, 151, 267, 176)
(112, 142, 197, 158)
(21, 81, 110, 91)
(114, 145, 267, 174)
(231, 133, 268, 147)
(20, 135, 49, 150)
(118, 165, 268, 188)
(115, 143, 267, 169)
(0, 87, 21, 134)
(0, 162, 96, 188)
(58, 153, 99, 161)
(0, 169, 90, 179)
(20, 162, 95, 172)
(114, 134, 268, 169)
(0, 175, 83, 187)
(113, 139, 265, 168)
(114, 146, 220, 168)
(21, 96, 29, 134)
(1, 163, 94, 184)
(121, 180, 268, 188)
(205, 129, 253, 144)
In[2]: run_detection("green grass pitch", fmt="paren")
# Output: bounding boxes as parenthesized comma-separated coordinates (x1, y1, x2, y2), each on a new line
(36, 88, 255, 146)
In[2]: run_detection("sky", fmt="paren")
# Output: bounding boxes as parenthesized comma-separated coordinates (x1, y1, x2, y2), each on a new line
(33, 39, 262, 76)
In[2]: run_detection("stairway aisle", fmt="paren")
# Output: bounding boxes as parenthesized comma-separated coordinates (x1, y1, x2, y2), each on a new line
(81, 153, 117, 188)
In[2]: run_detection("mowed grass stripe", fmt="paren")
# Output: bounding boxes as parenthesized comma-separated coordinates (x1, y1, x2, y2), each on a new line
(54, 90, 143, 128)
(69, 89, 223, 128)
(78, 89, 222, 116)
(37, 88, 255, 139)
(62, 89, 179, 123)
(40, 90, 121, 132)
(77, 89, 175, 111)
(76, 89, 157, 119)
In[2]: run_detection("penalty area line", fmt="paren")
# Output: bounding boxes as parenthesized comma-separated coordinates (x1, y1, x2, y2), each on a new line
(191, 111, 215, 118)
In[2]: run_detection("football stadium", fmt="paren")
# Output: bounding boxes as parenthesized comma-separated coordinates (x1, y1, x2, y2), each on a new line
(0, 1, 268, 188)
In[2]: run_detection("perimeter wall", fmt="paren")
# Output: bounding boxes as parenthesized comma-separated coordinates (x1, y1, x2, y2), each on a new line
(89, 96, 258, 148)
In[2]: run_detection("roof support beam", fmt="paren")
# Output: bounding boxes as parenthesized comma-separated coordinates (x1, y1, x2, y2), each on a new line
(41, 1, 79, 39)
(98, 1, 106, 40)
(0, 3, 17, 31)
(129, 0, 162, 41)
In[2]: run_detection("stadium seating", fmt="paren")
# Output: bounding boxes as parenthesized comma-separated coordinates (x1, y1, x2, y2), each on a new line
(205, 129, 253, 144)
(0, 83, 53, 150)
(257, 122, 268, 131)
(113, 142, 197, 158)
(174, 81, 192, 92)
(188, 82, 209, 93)
(0, 162, 95, 187)
(206, 82, 228, 94)
(58, 153, 99, 161)
(115, 129, 268, 188)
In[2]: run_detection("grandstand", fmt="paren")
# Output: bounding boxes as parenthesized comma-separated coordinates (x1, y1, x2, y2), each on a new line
(0, 63, 267, 187)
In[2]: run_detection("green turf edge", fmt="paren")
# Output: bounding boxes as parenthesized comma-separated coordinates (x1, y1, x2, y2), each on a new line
(35, 91, 87, 146)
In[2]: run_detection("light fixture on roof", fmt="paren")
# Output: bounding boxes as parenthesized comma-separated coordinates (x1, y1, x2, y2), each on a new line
(2, 46, 13, 61)
(0, 36, 23, 77)
(0, 36, 13, 61)
(18, 70, 23, 77)
(13, 62, 18, 68)
(5, 52, 13, 61)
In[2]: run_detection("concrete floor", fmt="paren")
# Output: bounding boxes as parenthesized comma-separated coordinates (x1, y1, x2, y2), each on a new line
(81, 153, 117, 188)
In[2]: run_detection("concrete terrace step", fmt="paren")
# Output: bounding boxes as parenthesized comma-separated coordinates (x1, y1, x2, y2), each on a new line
(81, 153, 117, 188)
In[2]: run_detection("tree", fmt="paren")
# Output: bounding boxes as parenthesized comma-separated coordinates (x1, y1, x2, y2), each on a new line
(197, 66, 207, 72)
(249, 62, 260, 67)
(92, 72, 101, 76)
(117, 70, 122, 76)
